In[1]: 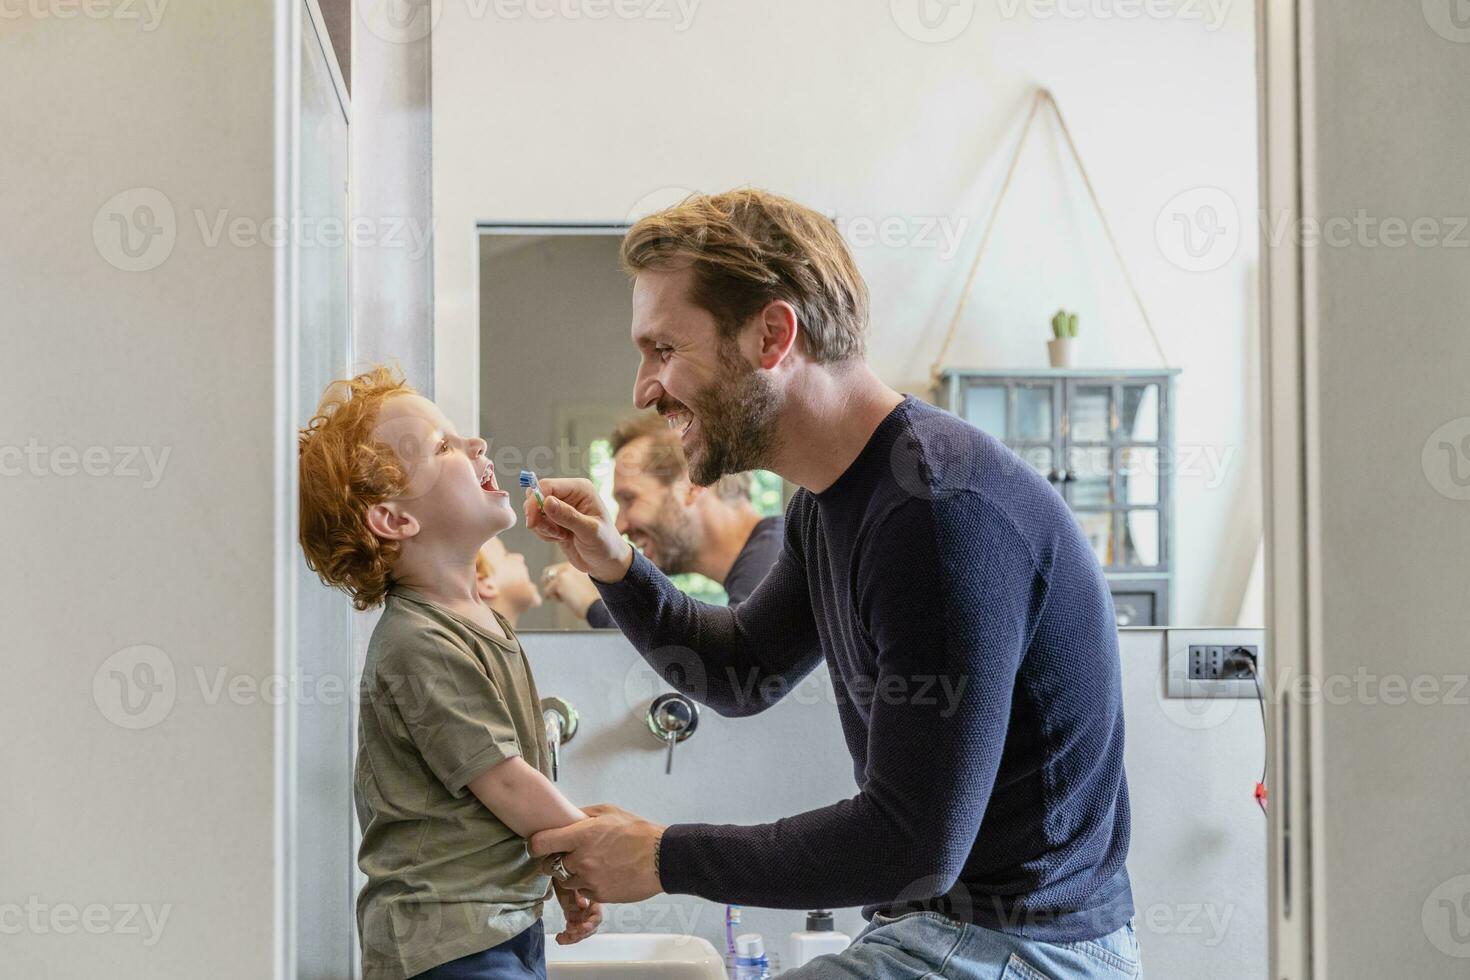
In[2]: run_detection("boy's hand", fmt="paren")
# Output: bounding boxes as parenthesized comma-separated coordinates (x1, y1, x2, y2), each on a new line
(524, 477, 634, 584)
(551, 880, 604, 945)
(540, 562, 602, 619)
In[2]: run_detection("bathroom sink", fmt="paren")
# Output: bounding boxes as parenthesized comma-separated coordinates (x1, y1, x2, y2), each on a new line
(544, 931, 727, 979)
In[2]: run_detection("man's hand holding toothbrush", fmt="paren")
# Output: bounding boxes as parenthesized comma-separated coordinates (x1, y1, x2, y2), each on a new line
(523, 477, 635, 584)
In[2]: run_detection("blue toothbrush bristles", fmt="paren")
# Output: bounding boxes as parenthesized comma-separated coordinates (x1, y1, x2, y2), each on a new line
(519, 470, 545, 509)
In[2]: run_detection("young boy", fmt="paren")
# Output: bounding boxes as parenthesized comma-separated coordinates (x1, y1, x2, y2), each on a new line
(298, 366, 601, 980)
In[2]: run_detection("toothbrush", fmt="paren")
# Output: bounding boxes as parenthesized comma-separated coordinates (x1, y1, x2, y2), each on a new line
(519, 470, 546, 510)
(725, 905, 742, 968)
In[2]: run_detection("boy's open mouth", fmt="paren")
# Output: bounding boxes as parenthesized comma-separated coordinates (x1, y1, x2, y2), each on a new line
(480, 466, 506, 495)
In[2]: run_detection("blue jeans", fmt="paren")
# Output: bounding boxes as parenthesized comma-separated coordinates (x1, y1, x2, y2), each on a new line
(782, 911, 1142, 979)
(409, 923, 546, 980)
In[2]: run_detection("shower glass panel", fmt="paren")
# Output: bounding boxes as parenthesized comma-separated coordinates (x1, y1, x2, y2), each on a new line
(293, 6, 354, 978)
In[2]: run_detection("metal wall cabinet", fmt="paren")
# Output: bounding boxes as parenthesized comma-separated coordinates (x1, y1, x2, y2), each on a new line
(938, 368, 1179, 626)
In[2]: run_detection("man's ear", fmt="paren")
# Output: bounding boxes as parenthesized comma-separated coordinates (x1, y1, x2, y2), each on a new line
(366, 501, 420, 542)
(756, 300, 800, 370)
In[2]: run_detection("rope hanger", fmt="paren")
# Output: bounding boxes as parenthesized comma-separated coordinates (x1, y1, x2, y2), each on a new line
(929, 88, 1171, 387)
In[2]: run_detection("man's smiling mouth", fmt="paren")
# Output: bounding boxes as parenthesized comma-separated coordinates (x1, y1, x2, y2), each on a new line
(663, 409, 695, 440)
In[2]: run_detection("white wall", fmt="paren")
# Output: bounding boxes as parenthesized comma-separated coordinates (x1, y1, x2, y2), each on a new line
(431, 0, 1262, 626)
(1120, 629, 1267, 978)
(352, 0, 435, 389)
(2, 3, 286, 977)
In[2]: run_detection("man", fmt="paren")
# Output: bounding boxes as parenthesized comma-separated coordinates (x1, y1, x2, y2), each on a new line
(474, 537, 543, 628)
(523, 190, 1138, 978)
(540, 411, 783, 628)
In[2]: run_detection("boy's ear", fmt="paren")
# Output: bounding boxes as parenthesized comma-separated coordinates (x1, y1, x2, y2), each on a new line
(366, 501, 420, 542)
(477, 576, 501, 602)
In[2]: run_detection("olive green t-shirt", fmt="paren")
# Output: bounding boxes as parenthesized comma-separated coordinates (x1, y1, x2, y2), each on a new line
(355, 587, 552, 980)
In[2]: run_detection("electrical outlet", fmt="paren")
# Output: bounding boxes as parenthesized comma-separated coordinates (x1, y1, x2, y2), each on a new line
(1222, 645, 1259, 679)
(1166, 630, 1267, 699)
(1188, 644, 1221, 679)
(1188, 644, 1260, 679)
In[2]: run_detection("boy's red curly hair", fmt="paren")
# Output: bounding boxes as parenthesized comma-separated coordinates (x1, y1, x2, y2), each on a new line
(298, 365, 416, 609)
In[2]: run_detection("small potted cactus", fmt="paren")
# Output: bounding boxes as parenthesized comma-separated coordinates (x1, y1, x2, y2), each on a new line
(1048, 309, 1078, 368)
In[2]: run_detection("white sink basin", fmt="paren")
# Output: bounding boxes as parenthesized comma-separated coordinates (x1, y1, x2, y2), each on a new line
(545, 931, 727, 979)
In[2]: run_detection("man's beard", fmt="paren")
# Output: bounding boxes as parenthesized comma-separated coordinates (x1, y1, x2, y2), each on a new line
(642, 493, 702, 575)
(679, 342, 782, 487)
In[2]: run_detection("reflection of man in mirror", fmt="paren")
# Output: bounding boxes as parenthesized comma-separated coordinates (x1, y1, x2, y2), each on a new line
(539, 411, 783, 628)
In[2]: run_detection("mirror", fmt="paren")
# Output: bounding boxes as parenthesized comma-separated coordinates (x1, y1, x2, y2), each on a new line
(480, 228, 790, 630)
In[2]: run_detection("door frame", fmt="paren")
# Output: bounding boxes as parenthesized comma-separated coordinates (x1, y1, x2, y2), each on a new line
(1257, 0, 1321, 975)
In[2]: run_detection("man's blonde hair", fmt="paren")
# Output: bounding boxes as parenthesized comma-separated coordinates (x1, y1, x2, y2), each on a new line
(620, 188, 869, 363)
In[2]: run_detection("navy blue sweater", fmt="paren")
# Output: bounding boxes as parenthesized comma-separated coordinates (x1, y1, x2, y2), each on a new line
(594, 396, 1133, 941)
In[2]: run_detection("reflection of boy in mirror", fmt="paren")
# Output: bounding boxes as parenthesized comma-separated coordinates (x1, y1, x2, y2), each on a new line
(540, 411, 783, 627)
(475, 537, 543, 629)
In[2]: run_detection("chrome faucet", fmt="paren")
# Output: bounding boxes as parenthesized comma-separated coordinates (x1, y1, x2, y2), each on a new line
(540, 697, 578, 782)
(646, 693, 700, 775)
